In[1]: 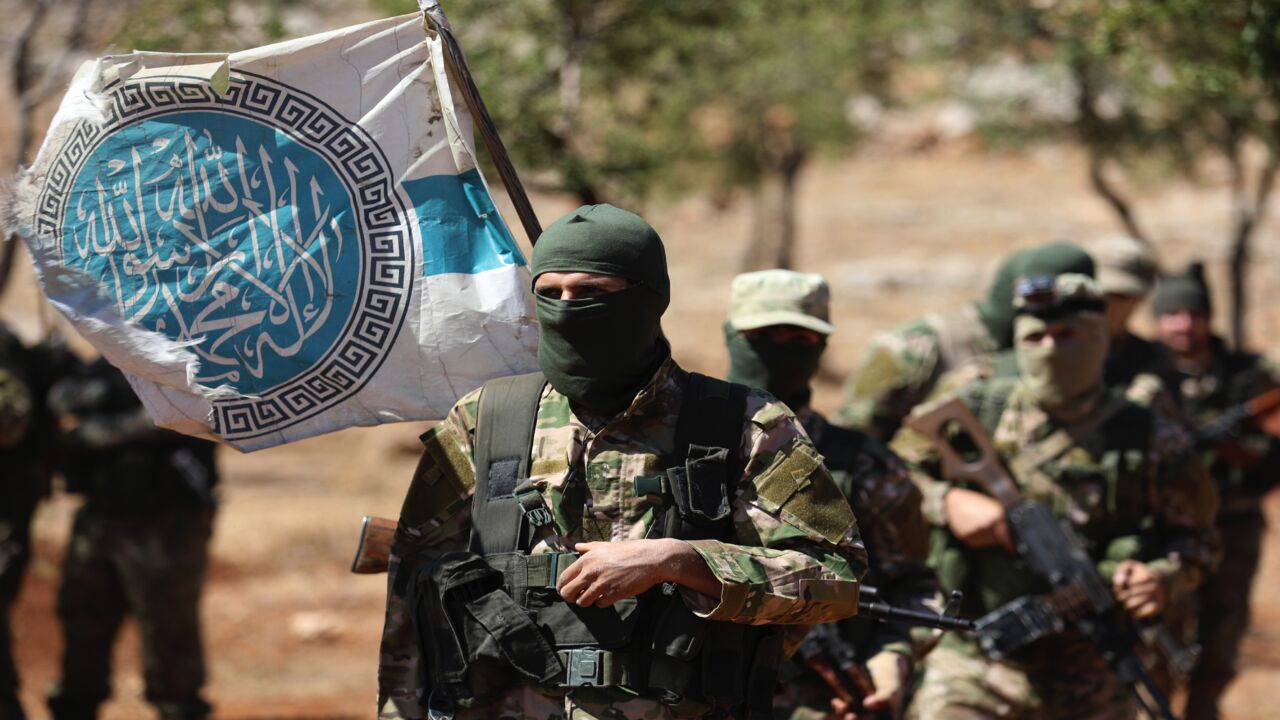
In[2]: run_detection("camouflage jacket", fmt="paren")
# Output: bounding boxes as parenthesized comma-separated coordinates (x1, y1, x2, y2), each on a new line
(838, 303, 997, 442)
(1174, 336, 1280, 507)
(378, 358, 869, 719)
(894, 377, 1220, 610)
(798, 409, 940, 663)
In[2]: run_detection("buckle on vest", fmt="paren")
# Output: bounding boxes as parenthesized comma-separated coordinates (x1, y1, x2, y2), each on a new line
(564, 647, 604, 687)
(514, 484, 554, 528)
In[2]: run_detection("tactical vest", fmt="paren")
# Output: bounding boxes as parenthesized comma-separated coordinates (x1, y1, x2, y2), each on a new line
(409, 372, 783, 718)
(933, 377, 1156, 618)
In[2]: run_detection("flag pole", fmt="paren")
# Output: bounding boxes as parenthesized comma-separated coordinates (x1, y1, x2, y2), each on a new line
(422, 2, 544, 245)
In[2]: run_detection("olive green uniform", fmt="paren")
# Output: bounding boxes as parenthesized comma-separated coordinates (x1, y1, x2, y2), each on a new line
(775, 410, 940, 720)
(897, 377, 1219, 720)
(45, 360, 217, 720)
(378, 358, 868, 720)
(1176, 339, 1280, 719)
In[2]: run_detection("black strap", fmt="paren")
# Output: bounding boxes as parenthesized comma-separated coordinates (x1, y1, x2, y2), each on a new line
(469, 372, 548, 555)
(673, 373, 749, 473)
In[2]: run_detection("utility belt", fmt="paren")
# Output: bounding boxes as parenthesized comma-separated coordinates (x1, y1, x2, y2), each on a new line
(408, 549, 782, 717)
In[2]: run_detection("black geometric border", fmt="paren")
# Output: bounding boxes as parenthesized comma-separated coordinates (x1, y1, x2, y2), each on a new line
(36, 71, 414, 443)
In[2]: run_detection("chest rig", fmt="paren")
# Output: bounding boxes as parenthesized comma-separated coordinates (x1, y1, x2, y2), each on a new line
(933, 378, 1156, 619)
(410, 371, 782, 718)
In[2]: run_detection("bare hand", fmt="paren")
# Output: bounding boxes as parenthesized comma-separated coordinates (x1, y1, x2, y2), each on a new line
(557, 538, 718, 608)
(944, 488, 1015, 552)
(1112, 560, 1167, 619)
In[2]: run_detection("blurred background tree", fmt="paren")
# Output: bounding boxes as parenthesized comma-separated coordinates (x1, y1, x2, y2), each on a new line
(377, 0, 904, 271)
(940, 0, 1280, 347)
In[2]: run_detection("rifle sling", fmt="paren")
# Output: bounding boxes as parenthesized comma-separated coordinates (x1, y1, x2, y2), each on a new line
(1005, 394, 1127, 519)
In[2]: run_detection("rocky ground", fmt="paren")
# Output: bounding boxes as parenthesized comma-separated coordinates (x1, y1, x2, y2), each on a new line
(6, 141, 1280, 718)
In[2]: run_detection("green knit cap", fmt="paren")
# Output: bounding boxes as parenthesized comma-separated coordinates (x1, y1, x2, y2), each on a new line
(530, 204, 670, 306)
(975, 241, 1096, 348)
(1152, 261, 1211, 316)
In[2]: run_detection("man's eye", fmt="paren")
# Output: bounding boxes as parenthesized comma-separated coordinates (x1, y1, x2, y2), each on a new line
(536, 287, 562, 299)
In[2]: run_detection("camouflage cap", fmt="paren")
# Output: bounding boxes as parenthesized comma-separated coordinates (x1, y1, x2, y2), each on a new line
(728, 270, 833, 335)
(1086, 235, 1158, 297)
(1014, 272, 1106, 320)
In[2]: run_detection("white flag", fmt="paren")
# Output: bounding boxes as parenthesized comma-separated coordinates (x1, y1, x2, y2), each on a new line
(15, 11, 539, 451)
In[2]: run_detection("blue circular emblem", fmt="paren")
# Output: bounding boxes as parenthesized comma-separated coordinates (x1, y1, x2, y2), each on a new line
(38, 74, 414, 440)
(64, 111, 359, 396)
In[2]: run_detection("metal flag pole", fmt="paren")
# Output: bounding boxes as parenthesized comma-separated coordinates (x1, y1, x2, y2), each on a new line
(422, 1, 544, 245)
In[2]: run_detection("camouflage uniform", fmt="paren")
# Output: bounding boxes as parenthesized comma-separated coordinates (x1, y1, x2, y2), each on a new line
(378, 357, 869, 720)
(1177, 339, 1280, 719)
(838, 242, 1097, 442)
(837, 305, 997, 443)
(45, 360, 217, 720)
(0, 327, 58, 720)
(897, 379, 1219, 719)
(776, 409, 940, 720)
(896, 275, 1219, 720)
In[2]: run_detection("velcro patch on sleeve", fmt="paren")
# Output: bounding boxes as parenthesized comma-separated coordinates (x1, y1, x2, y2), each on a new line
(400, 425, 475, 528)
(754, 442, 858, 546)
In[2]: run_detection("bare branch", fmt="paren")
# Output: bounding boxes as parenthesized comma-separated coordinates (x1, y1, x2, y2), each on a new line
(1071, 58, 1150, 244)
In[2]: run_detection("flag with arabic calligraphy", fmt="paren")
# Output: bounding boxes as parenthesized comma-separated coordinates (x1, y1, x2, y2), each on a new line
(15, 12, 539, 451)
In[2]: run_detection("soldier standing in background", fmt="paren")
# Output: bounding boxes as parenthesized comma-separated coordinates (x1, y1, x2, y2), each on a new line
(897, 274, 1219, 719)
(45, 359, 218, 720)
(377, 205, 868, 720)
(1153, 263, 1280, 720)
(837, 242, 1095, 443)
(0, 325, 59, 720)
(723, 270, 940, 719)
(1085, 235, 1178, 405)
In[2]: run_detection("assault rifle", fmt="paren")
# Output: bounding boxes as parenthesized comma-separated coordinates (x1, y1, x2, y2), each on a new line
(350, 516, 975, 626)
(907, 399, 1178, 720)
(1192, 388, 1280, 467)
(797, 588, 970, 719)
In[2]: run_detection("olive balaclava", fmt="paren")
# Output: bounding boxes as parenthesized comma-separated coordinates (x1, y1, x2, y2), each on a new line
(1013, 274, 1110, 423)
(975, 241, 1097, 349)
(1151, 261, 1212, 317)
(530, 204, 670, 416)
(724, 324, 825, 410)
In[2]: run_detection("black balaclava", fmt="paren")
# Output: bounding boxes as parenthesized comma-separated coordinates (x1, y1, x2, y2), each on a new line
(975, 241, 1097, 348)
(724, 323, 825, 411)
(1151, 261, 1212, 317)
(531, 204, 670, 416)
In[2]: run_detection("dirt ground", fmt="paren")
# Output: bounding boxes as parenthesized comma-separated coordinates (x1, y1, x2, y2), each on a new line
(6, 142, 1280, 718)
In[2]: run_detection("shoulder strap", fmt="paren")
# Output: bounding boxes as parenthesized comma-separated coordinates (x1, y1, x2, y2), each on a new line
(469, 372, 547, 555)
(674, 373, 750, 472)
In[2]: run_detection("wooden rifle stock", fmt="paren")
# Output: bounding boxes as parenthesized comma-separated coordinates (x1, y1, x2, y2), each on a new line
(350, 515, 397, 574)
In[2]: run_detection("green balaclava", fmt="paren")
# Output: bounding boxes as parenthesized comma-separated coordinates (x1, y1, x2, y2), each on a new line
(724, 323, 825, 410)
(1013, 274, 1110, 422)
(975, 241, 1097, 349)
(1151, 261, 1212, 317)
(530, 204, 671, 416)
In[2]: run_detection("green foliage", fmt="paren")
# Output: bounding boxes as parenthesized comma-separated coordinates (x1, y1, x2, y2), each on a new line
(944, 0, 1280, 183)
(369, 0, 901, 206)
(114, 0, 294, 53)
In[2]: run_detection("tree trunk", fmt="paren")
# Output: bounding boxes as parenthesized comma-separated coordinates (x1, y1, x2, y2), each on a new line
(742, 156, 804, 271)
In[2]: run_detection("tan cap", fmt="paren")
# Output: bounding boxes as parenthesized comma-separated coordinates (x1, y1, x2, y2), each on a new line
(728, 270, 833, 335)
(1086, 235, 1158, 297)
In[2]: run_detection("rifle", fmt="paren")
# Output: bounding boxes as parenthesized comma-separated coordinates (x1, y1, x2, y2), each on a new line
(1193, 387, 1280, 445)
(906, 399, 1178, 720)
(797, 587, 970, 718)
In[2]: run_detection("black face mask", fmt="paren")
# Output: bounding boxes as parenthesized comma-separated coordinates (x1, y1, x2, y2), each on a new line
(536, 284, 670, 417)
(724, 323, 825, 411)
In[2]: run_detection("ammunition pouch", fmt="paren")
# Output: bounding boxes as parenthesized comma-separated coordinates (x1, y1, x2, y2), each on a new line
(411, 549, 781, 715)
